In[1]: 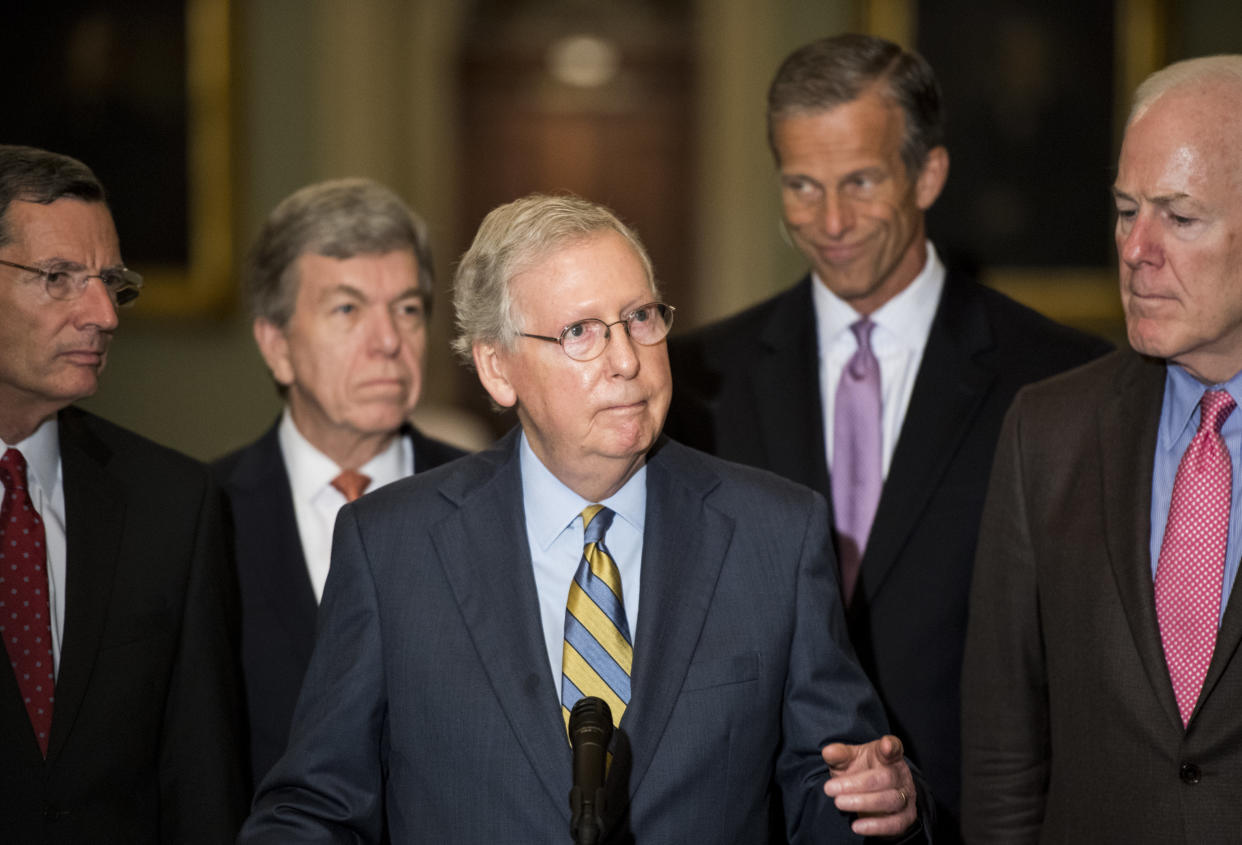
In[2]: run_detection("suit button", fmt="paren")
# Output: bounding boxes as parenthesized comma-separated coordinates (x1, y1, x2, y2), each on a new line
(1180, 762, 1201, 784)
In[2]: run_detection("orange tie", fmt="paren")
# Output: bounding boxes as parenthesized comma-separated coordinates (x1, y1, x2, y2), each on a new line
(331, 469, 371, 503)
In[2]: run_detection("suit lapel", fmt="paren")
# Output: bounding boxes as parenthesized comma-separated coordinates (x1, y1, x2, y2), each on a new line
(226, 425, 317, 660)
(751, 279, 831, 498)
(51, 409, 126, 760)
(429, 433, 571, 816)
(1097, 354, 1182, 728)
(620, 440, 731, 803)
(859, 275, 995, 599)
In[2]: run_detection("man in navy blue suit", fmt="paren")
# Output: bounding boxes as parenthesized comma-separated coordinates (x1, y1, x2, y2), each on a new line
(241, 194, 925, 842)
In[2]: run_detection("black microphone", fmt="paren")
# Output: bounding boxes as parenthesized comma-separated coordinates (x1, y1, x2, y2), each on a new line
(568, 696, 613, 845)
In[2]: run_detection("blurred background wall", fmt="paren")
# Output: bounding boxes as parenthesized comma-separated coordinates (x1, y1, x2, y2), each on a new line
(4, 0, 1241, 460)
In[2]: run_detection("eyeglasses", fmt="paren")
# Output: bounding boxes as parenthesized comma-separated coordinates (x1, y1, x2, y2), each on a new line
(519, 302, 675, 362)
(0, 258, 143, 306)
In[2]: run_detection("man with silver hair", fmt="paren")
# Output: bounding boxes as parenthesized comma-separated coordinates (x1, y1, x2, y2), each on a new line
(963, 55, 1242, 840)
(213, 178, 465, 787)
(242, 193, 927, 842)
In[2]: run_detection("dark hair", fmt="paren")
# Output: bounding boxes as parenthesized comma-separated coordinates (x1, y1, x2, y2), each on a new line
(767, 34, 945, 177)
(0, 145, 106, 247)
(245, 178, 436, 327)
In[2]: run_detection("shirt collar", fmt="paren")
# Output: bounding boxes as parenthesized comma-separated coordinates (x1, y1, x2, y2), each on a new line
(277, 409, 411, 501)
(519, 430, 647, 552)
(1, 417, 60, 498)
(811, 239, 945, 353)
(1161, 364, 1242, 449)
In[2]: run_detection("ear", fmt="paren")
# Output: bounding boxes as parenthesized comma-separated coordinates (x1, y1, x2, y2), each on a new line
(914, 146, 949, 211)
(473, 341, 518, 409)
(253, 317, 295, 388)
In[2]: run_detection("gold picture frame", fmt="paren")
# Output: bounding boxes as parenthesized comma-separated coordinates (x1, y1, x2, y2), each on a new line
(135, 0, 236, 317)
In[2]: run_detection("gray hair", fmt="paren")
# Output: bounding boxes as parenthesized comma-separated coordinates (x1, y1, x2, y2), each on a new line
(767, 33, 944, 178)
(0, 145, 106, 248)
(1129, 54, 1242, 125)
(245, 178, 435, 327)
(451, 194, 656, 367)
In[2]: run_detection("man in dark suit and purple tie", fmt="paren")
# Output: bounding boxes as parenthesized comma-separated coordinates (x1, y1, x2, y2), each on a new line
(664, 35, 1110, 840)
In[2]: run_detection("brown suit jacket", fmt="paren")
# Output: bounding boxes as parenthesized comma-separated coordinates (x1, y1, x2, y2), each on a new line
(962, 349, 1242, 843)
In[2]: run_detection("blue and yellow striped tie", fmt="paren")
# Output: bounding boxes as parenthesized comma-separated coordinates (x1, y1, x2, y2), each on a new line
(561, 505, 632, 732)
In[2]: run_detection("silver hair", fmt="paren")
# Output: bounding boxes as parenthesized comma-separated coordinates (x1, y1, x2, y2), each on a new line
(451, 193, 657, 368)
(245, 177, 435, 327)
(1129, 54, 1242, 125)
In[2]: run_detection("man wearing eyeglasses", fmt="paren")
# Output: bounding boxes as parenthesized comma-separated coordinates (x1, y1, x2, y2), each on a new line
(241, 194, 927, 842)
(0, 145, 247, 842)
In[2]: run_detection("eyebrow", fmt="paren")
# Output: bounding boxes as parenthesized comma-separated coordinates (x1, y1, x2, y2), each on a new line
(320, 284, 425, 303)
(1111, 187, 1193, 207)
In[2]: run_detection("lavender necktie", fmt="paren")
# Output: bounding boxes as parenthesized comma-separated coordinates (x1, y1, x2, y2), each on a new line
(832, 319, 882, 605)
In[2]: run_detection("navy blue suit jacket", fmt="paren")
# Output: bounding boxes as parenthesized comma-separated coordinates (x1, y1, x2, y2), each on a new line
(213, 420, 466, 787)
(239, 431, 895, 843)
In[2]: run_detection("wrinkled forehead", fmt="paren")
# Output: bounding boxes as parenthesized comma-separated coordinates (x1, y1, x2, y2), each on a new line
(4, 198, 121, 260)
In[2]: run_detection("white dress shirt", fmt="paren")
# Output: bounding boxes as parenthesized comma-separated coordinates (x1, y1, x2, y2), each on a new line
(519, 432, 646, 691)
(277, 410, 413, 603)
(813, 240, 946, 478)
(2, 419, 66, 678)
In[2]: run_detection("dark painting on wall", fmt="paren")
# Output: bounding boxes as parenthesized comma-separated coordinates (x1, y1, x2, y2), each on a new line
(1, 0, 234, 316)
(919, 0, 1116, 271)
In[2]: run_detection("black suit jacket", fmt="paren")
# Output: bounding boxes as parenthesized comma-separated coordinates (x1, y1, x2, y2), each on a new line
(212, 420, 467, 785)
(0, 407, 247, 843)
(963, 351, 1242, 843)
(665, 270, 1111, 840)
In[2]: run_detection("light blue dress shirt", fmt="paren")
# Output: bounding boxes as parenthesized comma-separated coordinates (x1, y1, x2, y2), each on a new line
(519, 432, 646, 690)
(1149, 365, 1242, 624)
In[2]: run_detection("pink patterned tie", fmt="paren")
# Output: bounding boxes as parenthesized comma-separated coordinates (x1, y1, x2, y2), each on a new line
(1155, 389, 1236, 727)
(832, 318, 882, 605)
(0, 448, 54, 755)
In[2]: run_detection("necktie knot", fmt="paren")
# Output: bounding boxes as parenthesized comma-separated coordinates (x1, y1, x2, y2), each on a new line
(0, 447, 29, 491)
(331, 469, 371, 503)
(1200, 389, 1236, 434)
(583, 504, 615, 546)
(846, 319, 878, 380)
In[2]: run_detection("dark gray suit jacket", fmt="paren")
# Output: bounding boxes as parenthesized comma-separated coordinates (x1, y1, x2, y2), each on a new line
(0, 407, 248, 843)
(239, 431, 896, 843)
(212, 420, 466, 786)
(666, 271, 1110, 841)
(962, 350, 1242, 843)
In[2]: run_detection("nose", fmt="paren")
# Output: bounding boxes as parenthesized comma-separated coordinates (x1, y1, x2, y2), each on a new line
(78, 276, 119, 331)
(817, 192, 854, 239)
(367, 307, 402, 356)
(604, 323, 640, 379)
(1118, 210, 1163, 270)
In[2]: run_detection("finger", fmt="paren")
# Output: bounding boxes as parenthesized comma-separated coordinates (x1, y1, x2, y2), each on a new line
(850, 801, 918, 839)
(820, 742, 856, 771)
(877, 733, 904, 762)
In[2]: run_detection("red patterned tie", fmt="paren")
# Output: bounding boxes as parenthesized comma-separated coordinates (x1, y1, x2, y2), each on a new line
(1155, 389, 1236, 727)
(331, 469, 371, 503)
(0, 448, 54, 755)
